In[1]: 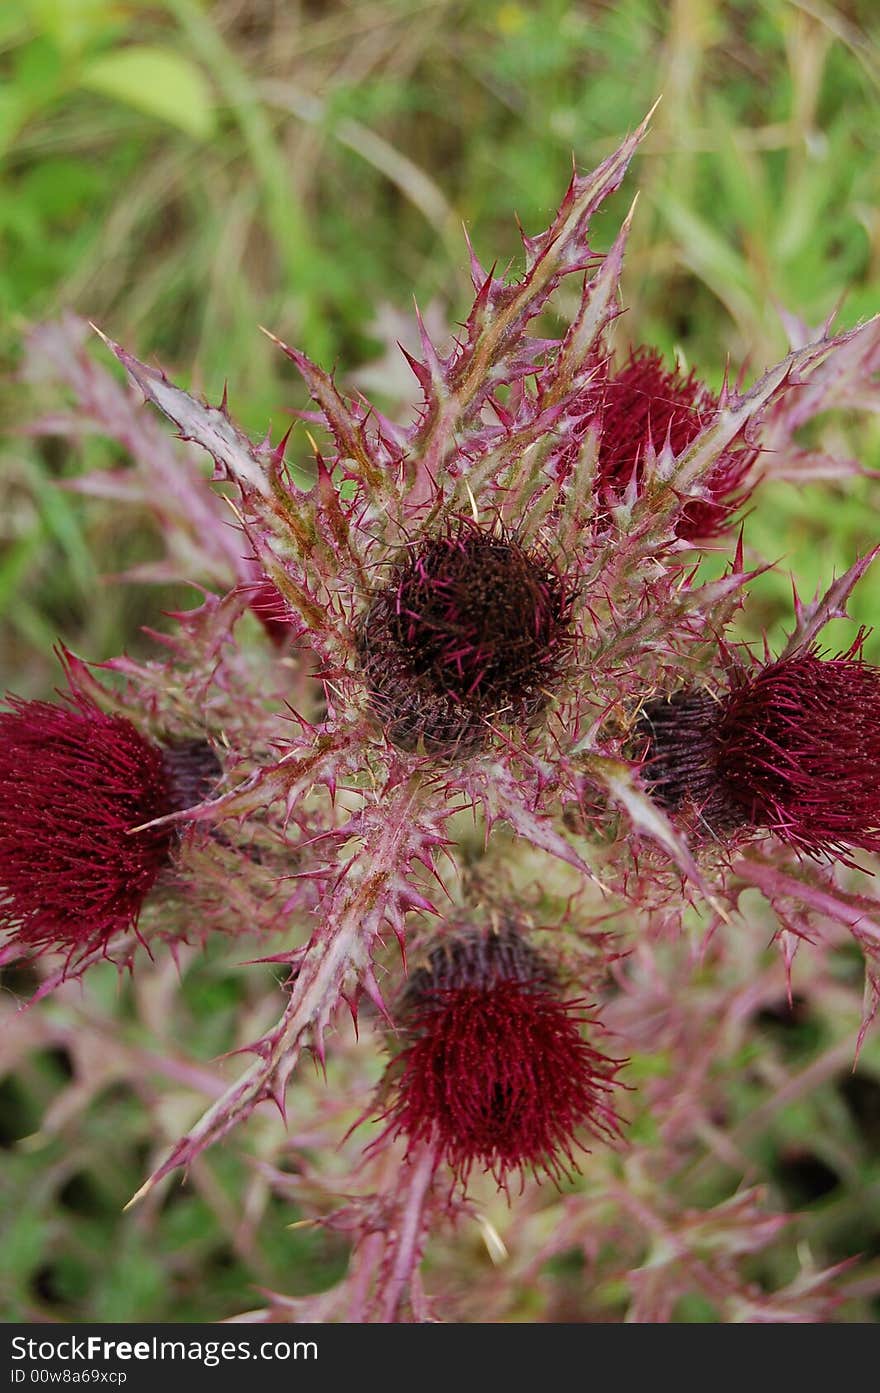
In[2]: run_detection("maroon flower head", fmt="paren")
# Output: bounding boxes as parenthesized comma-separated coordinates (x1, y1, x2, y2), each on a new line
(715, 646, 880, 859)
(378, 925, 623, 1190)
(598, 347, 757, 541)
(0, 694, 219, 958)
(358, 519, 573, 754)
(638, 644, 880, 858)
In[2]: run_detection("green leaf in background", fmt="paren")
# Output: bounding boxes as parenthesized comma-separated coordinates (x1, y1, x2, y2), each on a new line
(79, 44, 215, 140)
(23, 0, 120, 55)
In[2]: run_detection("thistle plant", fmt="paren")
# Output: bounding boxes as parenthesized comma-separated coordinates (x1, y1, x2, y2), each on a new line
(5, 107, 880, 1322)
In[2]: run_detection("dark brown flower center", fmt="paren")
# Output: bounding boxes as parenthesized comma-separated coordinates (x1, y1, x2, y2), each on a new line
(359, 521, 572, 753)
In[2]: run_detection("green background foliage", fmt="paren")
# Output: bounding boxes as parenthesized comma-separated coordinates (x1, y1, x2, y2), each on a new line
(1, 0, 879, 1321)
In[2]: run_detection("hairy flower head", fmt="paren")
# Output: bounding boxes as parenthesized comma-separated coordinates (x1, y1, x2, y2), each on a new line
(377, 924, 623, 1190)
(716, 645, 880, 858)
(358, 519, 573, 753)
(638, 644, 880, 858)
(0, 693, 219, 958)
(598, 347, 757, 540)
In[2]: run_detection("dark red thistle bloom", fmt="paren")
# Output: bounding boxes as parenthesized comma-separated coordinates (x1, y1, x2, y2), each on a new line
(358, 519, 573, 753)
(715, 645, 880, 859)
(0, 695, 220, 958)
(598, 347, 757, 541)
(377, 925, 623, 1190)
(638, 643, 880, 859)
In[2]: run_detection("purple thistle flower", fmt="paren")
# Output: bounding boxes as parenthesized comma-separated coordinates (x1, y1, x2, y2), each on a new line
(358, 518, 574, 753)
(639, 643, 880, 858)
(375, 924, 623, 1191)
(717, 644, 880, 858)
(597, 347, 758, 541)
(0, 688, 220, 959)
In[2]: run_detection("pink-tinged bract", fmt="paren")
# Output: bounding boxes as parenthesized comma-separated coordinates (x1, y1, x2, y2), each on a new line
(0, 695, 175, 956)
(245, 576, 297, 645)
(715, 646, 880, 859)
(598, 347, 757, 540)
(379, 927, 623, 1189)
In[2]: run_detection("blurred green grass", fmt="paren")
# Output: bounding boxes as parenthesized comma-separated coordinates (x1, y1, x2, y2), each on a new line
(1, 0, 880, 1322)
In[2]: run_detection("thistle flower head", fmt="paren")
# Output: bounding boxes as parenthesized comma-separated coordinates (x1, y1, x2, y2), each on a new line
(377, 924, 623, 1190)
(358, 519, 573, 753)
(715, 645, 880, 858)
(599, 347, 757, 540)
(0, 693, 219, 958)
(639, 644, 880, 859)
